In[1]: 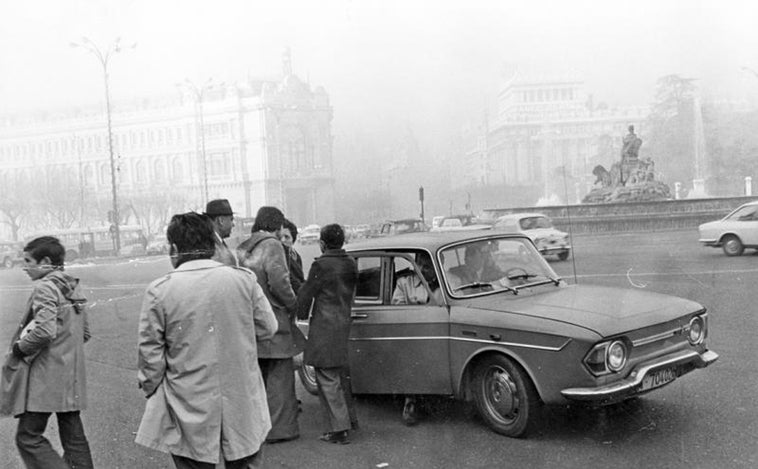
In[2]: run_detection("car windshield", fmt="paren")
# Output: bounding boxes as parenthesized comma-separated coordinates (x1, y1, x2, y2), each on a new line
(519, 216, 553, 230)
(724, 205, 758, 222)
(439, 236, 560, 297)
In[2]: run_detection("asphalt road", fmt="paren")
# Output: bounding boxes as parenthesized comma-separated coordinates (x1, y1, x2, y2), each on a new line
(0, 230, 756, 469)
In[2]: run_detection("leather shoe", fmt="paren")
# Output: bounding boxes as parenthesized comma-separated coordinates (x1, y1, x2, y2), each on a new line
(265, 435, 299, 444)
(319, 430, 350, 444)
(402, 400, 418, 426)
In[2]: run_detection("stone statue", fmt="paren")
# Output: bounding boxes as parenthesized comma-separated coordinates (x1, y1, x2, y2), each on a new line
(621, 125, 642, 161)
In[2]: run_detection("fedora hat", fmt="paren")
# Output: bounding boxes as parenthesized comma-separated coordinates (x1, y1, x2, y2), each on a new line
(205, 199, 234, 217)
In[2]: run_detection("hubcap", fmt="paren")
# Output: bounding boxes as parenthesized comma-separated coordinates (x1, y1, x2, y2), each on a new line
(484, 366, 519, 423)
(725, 239, 739, 254)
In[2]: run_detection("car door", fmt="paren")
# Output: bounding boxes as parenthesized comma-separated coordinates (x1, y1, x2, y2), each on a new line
(348, 251, 452, 395)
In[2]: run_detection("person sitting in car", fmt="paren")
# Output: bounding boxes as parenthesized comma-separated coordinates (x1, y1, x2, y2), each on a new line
(447, 244, 503, 291)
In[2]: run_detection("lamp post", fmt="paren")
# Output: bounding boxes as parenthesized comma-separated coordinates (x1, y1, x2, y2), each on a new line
(179, 78, 221, 206)
(70, 37, 135, 255)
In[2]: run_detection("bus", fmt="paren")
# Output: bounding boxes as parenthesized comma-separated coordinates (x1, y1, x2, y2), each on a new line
(25, 225, 147, 260)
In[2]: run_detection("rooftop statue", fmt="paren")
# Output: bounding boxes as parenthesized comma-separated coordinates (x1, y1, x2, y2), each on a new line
(583, 125, 671, 203)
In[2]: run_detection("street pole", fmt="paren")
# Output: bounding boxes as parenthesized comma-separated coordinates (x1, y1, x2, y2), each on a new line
(71, 37, 135, 255)
(179, 79, 220, 207)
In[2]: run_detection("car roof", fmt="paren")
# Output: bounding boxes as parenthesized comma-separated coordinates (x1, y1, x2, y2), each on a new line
(346, 231, 527, 252)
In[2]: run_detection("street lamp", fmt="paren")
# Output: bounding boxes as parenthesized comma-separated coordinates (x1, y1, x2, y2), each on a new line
(178, 78, 222, 206)
(70, 37, 135, 255)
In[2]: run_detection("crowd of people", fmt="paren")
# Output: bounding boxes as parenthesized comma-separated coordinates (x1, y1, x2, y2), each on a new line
(0, 198, 359, 468)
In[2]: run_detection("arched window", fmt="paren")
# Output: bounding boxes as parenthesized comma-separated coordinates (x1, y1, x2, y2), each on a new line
(154, 159, 166, 182)
(100, 164, 110, 185)
(135, 160, 146, 183)
(83, 164, 94, 187)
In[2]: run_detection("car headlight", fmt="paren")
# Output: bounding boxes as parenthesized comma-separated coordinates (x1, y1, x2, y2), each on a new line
(687, 315, 706, 345)
(584, 339, 628, 376)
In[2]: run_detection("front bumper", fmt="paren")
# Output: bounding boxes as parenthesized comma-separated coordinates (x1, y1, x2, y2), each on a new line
(698, 238, 719, 247)
(560, 349, 718, 403)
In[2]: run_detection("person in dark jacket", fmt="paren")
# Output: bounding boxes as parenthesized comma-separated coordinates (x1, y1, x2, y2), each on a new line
(297, 224, 358, 444)
(237, 206, 305, 443)
(279, 218, 305, 293)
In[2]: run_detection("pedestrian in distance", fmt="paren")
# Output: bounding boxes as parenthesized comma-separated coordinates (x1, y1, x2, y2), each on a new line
(135, 212, 278, 469)
(205, 198, 238, 266)
(1, 236, 94, 469)
(297, 223, 359, 444)
(237, 206, 306, 443)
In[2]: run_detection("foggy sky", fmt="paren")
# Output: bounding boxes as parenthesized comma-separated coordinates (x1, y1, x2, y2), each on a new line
(2, 0, 757, 139)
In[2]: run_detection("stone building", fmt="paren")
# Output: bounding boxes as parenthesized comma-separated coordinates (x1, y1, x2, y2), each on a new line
(0, 51, 334, 238)
(458, 71, 648, 204)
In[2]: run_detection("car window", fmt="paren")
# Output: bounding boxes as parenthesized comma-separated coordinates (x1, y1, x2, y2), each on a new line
(355, 256, 383, 304)
(726, 205, 758, 221)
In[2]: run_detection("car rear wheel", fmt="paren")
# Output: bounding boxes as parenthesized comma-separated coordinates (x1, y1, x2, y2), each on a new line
(557, 250, 569, 261)
(722, 235, 744, 256)
(472, 355, 540, 438)
(298, 363, 319, 396)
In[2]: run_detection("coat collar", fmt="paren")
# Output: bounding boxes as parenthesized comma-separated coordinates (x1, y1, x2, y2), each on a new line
(174, 258, 223, 272)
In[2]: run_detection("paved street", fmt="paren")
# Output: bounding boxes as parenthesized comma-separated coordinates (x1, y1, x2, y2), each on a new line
(1, 229, 756, 468)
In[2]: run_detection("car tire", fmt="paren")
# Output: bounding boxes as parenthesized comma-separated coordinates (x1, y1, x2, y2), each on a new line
(557, 251, 569, 261)
(298, 363, 319, 396)
(722, 235, 744, 256)
(472, 354, 540, 438)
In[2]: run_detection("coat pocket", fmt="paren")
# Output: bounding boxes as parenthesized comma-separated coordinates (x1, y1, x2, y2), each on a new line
(0, 353, 31, 417)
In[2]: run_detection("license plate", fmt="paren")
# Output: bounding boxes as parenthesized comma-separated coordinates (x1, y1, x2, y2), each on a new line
(640, 366, 679, 391)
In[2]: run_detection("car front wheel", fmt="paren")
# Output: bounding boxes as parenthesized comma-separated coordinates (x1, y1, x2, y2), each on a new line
(722, 235, 744, 256)
(472, 355, 540, 438)
(298, 363, 319, 396)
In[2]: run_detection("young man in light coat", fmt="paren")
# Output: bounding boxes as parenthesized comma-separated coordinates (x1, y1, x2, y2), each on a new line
(5, 236, 94, 468)
(135, 212, 277, 469)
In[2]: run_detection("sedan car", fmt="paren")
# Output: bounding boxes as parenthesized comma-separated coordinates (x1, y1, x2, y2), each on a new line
(299, 224, 321, 244)
(492, 212, 571, 260)
(698, 200, 758, 256)
(297, 231, 717, 437)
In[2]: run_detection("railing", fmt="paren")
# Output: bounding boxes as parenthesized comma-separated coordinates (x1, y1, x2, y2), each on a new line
(483, 196, 758, 233)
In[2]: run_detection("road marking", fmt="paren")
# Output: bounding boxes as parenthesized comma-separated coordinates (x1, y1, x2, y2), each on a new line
(572, 267, 758, 279)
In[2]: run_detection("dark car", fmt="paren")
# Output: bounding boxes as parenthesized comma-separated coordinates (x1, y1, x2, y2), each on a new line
(297, 231, 718, 437)
(0, 240, 23, 269)
(378, 218, 428, 236)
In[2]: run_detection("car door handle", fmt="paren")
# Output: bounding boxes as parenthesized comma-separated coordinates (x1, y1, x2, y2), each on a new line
(351, 313, 368, 319)
(461, 330, 477, 337)
(489, 334, 501, 341)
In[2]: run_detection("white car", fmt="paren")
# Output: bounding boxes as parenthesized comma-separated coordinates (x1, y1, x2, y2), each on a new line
(698, 200, 758, 256)
(299, 224, 321, 244)
(492, 212, 571, 261)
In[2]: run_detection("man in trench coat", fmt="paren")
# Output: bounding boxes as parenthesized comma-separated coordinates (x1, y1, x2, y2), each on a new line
(297, 224, 358, 444)
(135, 212, 277, 468)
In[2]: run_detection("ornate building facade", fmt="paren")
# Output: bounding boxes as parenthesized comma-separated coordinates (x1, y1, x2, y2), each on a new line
(0, 54, 334, 238)
(457, 71, 648, 204)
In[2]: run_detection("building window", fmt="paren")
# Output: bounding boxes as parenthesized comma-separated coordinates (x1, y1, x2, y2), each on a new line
(154, 159, 166, 181)
(208, 152, 231, 177)
(100, 163, 109, 185)
(172, 157, 183, 181)
(135, 160, 146, 182)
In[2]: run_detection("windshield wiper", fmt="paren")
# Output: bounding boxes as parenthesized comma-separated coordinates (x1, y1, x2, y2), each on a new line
(454, 281, 518, 295)
(513, 276, 562, 290)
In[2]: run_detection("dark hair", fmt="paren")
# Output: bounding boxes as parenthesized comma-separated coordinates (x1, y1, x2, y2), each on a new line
(320, 223, 345, 249)
(251, 206, 285, 233)
(282, 218, 298, 242)
(166, 212, 215, 266)
(24, 236, 65, 267)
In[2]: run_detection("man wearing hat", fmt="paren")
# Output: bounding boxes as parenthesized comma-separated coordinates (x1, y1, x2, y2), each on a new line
(205, 199, 237, 266)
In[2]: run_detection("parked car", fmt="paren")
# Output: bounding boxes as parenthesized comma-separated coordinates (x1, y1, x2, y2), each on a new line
(146, 234, 169, 255)
(0, 240, 23, 268)
(698, 200, 758, 256)
(430, 214, 493, 232)
(492, 212, 571, 261)
(378, 218, 427, 236)
(296, 231, 717, 437)
(299, 224, 321, 244)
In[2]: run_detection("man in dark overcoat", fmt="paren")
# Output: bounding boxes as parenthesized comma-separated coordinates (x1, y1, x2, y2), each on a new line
(297, 224, 358, 444)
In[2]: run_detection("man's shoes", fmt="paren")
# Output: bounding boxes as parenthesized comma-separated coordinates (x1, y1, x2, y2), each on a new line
(265, 435, 299, 444)
(319, 430, 350, 444)
(402, 399, 418, 426)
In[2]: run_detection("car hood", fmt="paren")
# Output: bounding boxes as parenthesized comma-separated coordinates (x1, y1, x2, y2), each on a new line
(463, 284, 702, 337)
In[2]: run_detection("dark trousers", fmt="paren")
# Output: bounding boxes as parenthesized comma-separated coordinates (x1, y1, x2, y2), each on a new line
(259, 358, 299, 440)
(171, 451, 262, 469)
(16, 411, 94, 469)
